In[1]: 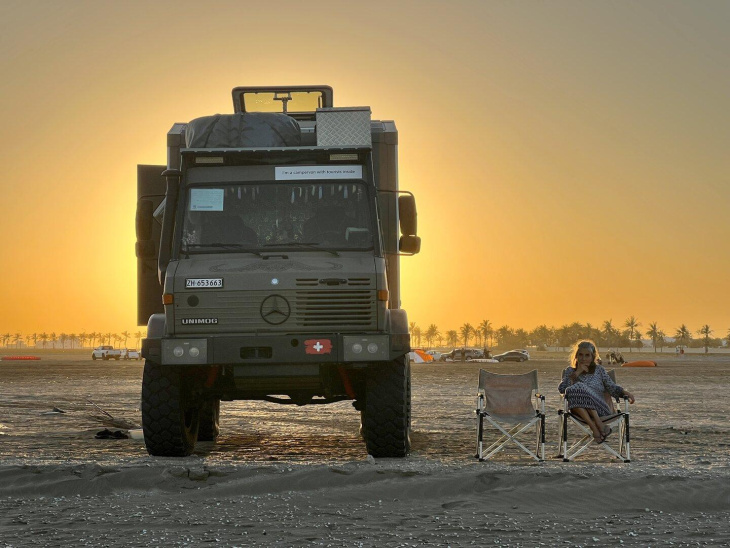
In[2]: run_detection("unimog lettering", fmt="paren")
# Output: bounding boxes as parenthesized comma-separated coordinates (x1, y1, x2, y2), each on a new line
(136, 86, 421, 458)
(181, 318, 218, 325)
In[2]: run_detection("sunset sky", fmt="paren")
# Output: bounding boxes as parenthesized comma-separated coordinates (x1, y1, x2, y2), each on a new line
(1, 1, 728, 339)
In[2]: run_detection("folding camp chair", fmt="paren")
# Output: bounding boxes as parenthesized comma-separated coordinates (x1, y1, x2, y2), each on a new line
(557, 369, 631, 462)
(475, 369, 546, 461)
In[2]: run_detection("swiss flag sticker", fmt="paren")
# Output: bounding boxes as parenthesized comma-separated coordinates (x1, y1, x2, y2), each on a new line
(305, 339, 333, 354)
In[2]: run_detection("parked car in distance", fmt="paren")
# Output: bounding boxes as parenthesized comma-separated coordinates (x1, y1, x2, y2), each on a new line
(121, 349, 141, 360)
(493, 350, 529, 362)
(440, 348, 483, 362)
(425, 350, 442, 361)
(91, 346, 122, 360)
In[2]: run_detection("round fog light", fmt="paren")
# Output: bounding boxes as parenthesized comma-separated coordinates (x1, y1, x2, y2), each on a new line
(189, 347, 200, 358)
(367, 343, 379, 354)
(352, 343, 363, 354)
(173, 346, 184, 358)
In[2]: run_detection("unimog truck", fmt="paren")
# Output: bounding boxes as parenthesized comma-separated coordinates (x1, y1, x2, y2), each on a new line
(135, 86, 420, 458)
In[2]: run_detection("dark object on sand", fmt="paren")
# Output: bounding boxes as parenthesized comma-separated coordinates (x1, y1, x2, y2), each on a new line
(95, 429, 129, 440)
(2, 356, 41, 361)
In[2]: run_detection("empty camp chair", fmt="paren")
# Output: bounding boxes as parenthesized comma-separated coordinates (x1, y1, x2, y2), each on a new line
(475, 369, 546, 461)
(557, 369, 631, 462)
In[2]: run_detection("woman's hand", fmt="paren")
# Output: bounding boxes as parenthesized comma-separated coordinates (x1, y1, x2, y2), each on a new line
(624, 391, 635, 404)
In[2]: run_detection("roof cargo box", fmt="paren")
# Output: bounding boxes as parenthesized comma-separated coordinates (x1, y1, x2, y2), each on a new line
(186, 112, 301, 148)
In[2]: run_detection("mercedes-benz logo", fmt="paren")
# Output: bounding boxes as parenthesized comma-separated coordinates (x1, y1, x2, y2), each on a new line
(260, 294, 291, 325)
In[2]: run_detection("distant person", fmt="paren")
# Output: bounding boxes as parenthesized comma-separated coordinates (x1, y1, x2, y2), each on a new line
(460, 347, 466, 363)
(483, 347, 492, 359)
(558, 340, 635, 444)
(680, 347, 685, 355)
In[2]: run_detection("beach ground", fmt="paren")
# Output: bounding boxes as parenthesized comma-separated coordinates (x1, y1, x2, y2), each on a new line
(1, 349, 729, 546)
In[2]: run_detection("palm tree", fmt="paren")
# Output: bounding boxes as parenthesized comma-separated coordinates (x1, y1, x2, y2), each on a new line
(623, 316, 641, 353)
(13, 333, 22, 348)
(68, 334, 78, 349)
(414, 326, 423, 347)
(478, 319, 493, 348)
(674, 324, 691, 351)
(657, 329, 666, 352)
(121, 331, 131, 348)
(646, 322, 661, 352)
(602, 320, 617, 348)
(39, 332, 49, 348)
(446, 330, 458, 347)
(134, 331, 144, 349)
(496, 325, 514, 348)
(460, 323, 473, 347)
(424, 324, 440, 349)
(530, 324, 554, 350)
(59, 333, 68, 349)
(1, 333, 10, 347)
(50, 332, 57, 349)
(696, 325, 713, 354)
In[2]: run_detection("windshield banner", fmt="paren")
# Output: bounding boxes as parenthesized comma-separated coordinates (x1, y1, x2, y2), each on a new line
(275, 166, 362, 181)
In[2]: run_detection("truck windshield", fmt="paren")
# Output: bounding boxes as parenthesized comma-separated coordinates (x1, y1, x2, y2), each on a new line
(180, 181, 374, 253)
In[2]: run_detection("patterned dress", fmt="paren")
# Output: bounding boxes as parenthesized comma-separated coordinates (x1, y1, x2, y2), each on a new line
(558, 364, 625, 417)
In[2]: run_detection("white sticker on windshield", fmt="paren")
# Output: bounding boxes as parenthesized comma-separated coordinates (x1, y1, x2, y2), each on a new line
(275, 166, 363, 180)
(189, 189, 224, 211)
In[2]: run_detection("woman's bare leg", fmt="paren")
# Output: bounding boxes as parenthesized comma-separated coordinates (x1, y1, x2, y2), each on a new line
(587, 409, 606, 437)
(571, 407, 602, 440)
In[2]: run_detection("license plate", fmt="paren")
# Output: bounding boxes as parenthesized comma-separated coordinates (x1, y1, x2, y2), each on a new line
(185, 278, 223, 289)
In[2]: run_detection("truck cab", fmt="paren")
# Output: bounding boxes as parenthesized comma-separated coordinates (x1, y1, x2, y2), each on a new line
(136, 86, 420, 458)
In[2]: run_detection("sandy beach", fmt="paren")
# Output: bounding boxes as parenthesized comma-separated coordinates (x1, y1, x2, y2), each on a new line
(1, 349, 729, 546)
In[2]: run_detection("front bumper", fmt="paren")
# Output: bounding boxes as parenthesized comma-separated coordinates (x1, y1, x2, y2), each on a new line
(142, 332, 409, 366)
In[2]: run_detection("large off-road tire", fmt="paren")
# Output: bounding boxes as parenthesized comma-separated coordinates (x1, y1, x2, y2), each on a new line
(197, 398, 220, 441)
(141, 361, 200, 456)
(363, 356, 411, 458)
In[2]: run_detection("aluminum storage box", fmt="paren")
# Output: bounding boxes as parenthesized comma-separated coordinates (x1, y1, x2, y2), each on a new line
(316, 107, 372, 147)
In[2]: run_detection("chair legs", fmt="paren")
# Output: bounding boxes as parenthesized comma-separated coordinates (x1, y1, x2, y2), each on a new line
(558, 410, 630, 462)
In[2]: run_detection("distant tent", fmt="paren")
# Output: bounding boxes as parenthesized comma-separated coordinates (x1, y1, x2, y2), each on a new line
(409, 349, 433, 363)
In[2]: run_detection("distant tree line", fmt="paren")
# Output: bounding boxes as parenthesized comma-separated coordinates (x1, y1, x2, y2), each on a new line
(409, 318, 728, 354)
(0, 331, 145, 350)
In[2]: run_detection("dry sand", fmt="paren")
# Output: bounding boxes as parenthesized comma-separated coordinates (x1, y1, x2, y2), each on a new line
(1, 349, 729, 546)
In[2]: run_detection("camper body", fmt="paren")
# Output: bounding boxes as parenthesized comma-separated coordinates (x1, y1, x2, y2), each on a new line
(136, 86, 420, 457)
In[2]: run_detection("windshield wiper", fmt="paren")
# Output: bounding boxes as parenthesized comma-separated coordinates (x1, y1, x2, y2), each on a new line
(182, 243, 262, 257)
(264, 241, 339, 257)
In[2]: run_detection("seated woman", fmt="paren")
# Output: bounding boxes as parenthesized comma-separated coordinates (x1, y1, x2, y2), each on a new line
(558, 340, 635, 444)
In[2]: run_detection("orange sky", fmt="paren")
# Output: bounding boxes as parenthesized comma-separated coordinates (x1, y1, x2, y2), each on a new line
(1, 1, 728, 338)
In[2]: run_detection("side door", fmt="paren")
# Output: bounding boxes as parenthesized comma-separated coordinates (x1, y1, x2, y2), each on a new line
(136, 165, 167, 326)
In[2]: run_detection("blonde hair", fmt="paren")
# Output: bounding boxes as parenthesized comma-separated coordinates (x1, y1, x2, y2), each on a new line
(569, 339, 599, 372)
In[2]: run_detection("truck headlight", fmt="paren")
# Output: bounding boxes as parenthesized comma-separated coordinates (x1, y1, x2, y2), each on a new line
(343, 336, 388, 361)
(162, 339, 208, 364)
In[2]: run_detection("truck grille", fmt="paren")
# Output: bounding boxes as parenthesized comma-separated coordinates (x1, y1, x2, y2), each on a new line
(295, 277, 372, 287)
(175, 289, 376, 332)
(294, 290, 374, 327)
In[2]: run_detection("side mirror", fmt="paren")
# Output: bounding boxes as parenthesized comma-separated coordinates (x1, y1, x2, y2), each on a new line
(136, 199, 154, 241)
(399, 235, 421, 255)
(398, 195, 417, 236)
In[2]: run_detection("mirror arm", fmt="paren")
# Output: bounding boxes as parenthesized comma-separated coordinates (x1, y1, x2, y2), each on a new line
(158, 169, 182, 284)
